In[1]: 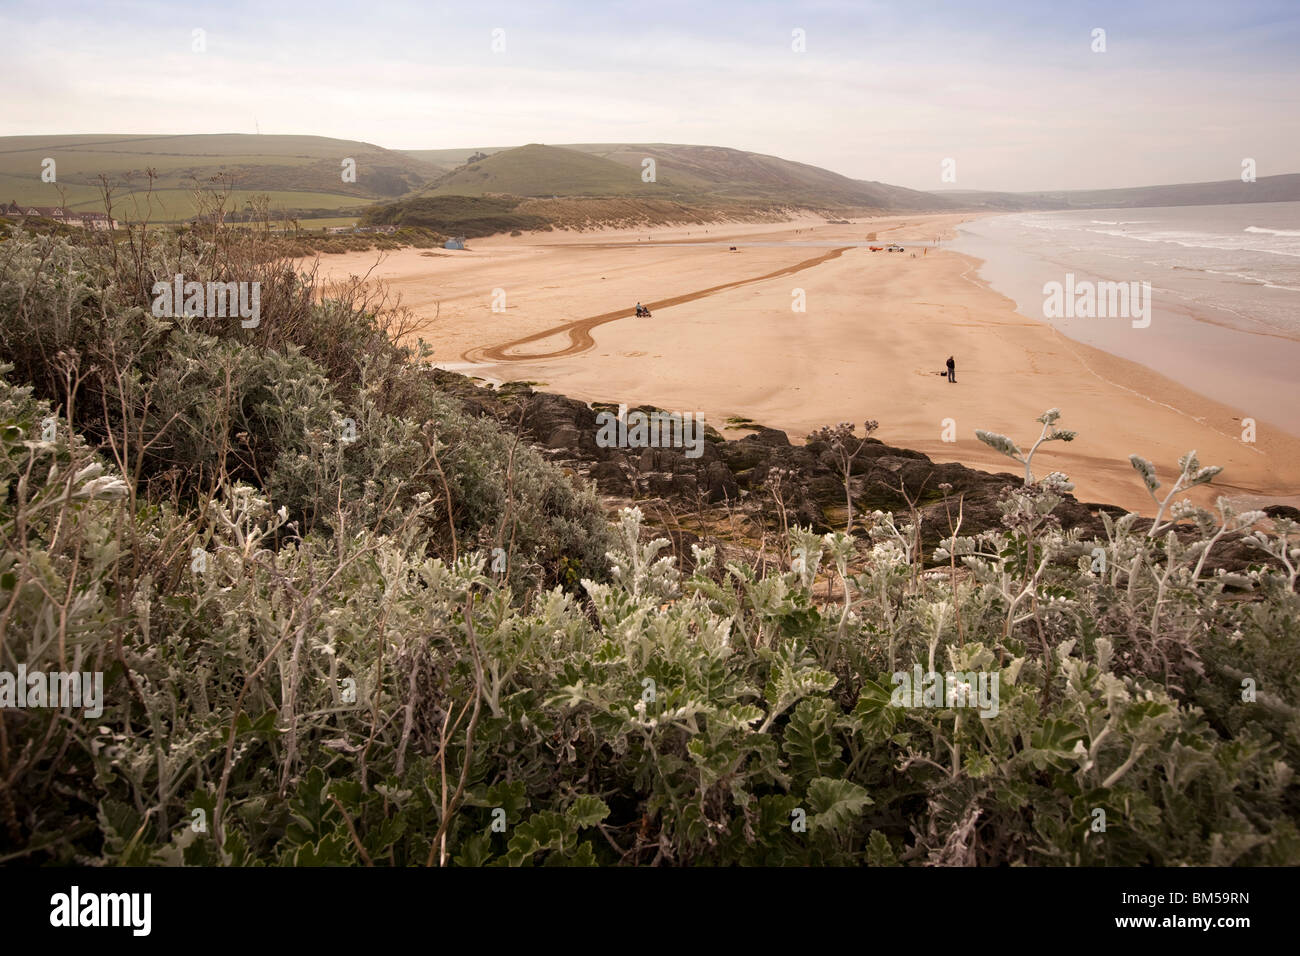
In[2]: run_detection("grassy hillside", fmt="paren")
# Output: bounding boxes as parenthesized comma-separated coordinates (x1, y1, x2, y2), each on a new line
(421, 143, 683, 198)
(398, 146, 509, 171)
(0, 133, 443, 222)
(362, 195, 552, 236)
(375, 142, 965, 234)
(421, 142, 964, 212)
(565, 142, 963, 211)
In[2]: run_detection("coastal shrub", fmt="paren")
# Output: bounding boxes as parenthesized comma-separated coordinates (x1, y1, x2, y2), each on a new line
(362, 196, 549, 238)
(0, 228, 614, 594)
(3, 380, 1297, 864)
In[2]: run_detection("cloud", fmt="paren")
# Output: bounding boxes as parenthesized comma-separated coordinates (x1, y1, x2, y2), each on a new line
(1, 0, 1297, 190)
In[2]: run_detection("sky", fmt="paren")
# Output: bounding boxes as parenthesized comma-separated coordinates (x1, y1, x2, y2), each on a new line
(2, 0, 1298, 192)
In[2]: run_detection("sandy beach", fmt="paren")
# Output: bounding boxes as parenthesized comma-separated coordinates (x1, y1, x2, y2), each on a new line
(313, 214, 1300, 515)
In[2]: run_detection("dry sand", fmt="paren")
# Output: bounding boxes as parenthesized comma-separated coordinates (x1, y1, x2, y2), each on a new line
(313, 214, 1300, 515)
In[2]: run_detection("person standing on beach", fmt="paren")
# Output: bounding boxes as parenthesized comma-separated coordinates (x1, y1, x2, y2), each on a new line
(946, 356, 956, 383)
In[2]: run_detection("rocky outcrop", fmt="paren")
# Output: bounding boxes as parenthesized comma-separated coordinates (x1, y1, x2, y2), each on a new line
(432, 371, 1287, 574)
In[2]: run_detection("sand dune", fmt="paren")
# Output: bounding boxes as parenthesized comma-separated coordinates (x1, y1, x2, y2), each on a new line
(313, 214, 1300, 514)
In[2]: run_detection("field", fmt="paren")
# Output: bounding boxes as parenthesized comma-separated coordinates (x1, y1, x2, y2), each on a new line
(98, 189, 371, 223)
(0, 133, 442, 222)
(297, 216, 362, 230)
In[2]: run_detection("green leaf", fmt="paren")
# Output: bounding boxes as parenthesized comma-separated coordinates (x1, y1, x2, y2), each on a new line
(463, 779, 529, 821)
(556, 842, 598, 866)
(566, 795, 610, 829)
(454, 832, 495, 868)
(505, 811, 568, 866)
(783, 697, 845, 783)
(285, 766, 331, 845)
(234, 708, 280, 740)
(850, 679, 900, 741)
(806, 778, 872, 835)
(291, 832, 352, 866)
(763, 641, 837, 719)
(1027, 718, 1086, 770)
(866, 830, 900, 866)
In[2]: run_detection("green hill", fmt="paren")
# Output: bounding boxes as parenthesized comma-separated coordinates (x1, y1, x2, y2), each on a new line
(0, 133, 444, 223)
(563, 143, 961, 211)
(364, 141, 966, 236)
(421, 143, 1300, 213)
(416, 142, 961, 212)
(9, 134, 1297, 230)
(420, 144, 680, 199)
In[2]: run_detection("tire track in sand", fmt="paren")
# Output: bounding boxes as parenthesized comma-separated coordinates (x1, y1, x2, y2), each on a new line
(462, 246, 852, 363)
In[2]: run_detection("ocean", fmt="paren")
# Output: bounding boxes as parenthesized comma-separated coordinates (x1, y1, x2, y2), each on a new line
(951, 201, 1300, 435)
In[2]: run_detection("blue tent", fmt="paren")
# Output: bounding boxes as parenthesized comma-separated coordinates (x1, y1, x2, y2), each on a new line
(444, 237, 466, 250)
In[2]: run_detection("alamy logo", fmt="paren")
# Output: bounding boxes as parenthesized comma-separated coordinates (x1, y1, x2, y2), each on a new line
(890, 666, 999, 718)
(1042, 272, 1151, 328)
(595, 403, 705, 459)
(0, 666, 103, 718)
(151, 274, 261, 328)
(50, 886, 151, 936)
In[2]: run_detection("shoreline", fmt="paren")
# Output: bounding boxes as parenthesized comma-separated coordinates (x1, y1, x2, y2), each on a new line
(951, 207, 1300, 440)
(311, 212, 1300, 515)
